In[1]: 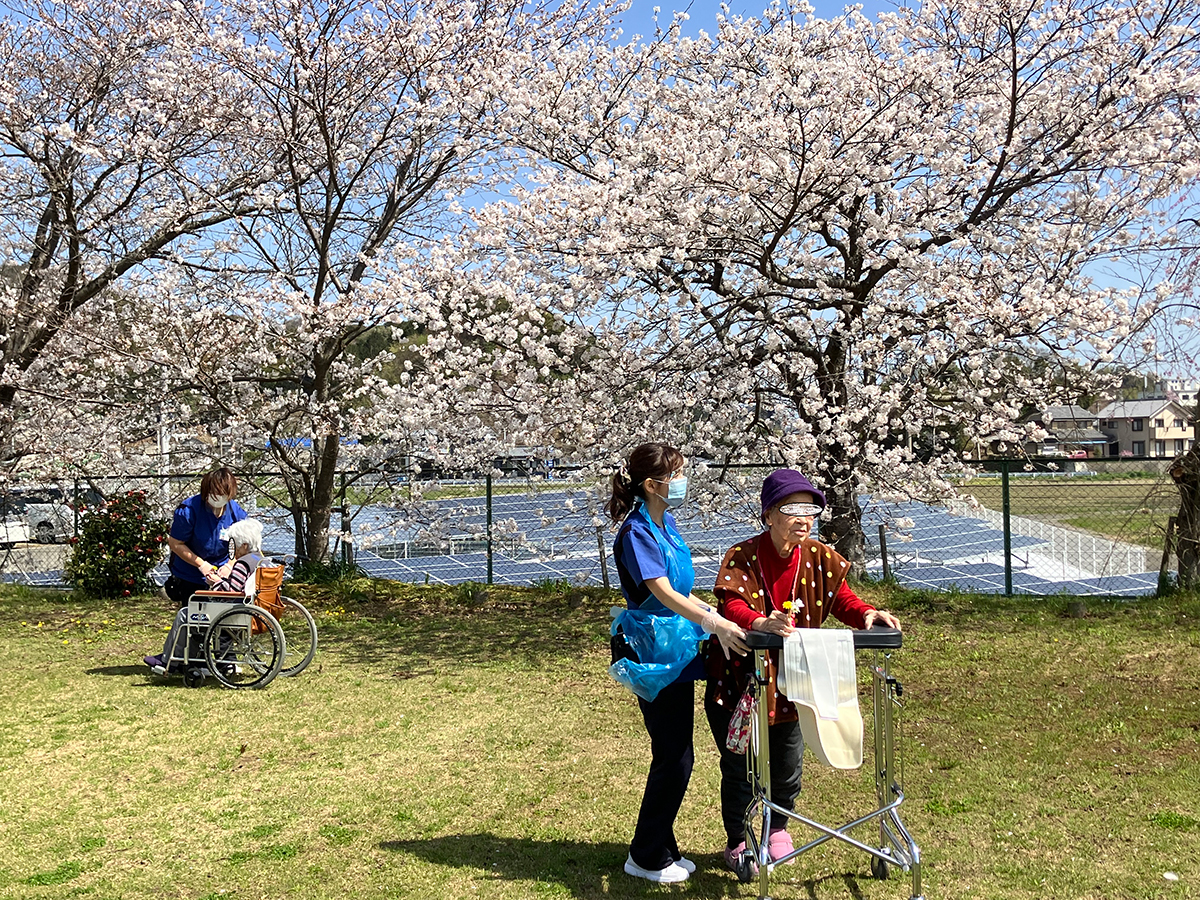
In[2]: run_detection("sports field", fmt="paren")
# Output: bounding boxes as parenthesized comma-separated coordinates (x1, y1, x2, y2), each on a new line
(1, 581, 1197, 900)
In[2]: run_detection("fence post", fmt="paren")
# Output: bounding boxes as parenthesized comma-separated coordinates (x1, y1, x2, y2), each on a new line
(340, 472, 351, 567)
(878, 524, 891, 581)
(1002, 460, 1013, 596)
(597, 526, 610, 589)
(486, 472, 493, 585)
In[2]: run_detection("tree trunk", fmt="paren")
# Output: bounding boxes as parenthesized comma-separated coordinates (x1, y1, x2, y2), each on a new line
(300, 433, 341, 564)
(821, 480, 867, 577)
(288, 502, 307, 561)
(811, 331, 868, 575)
(275, 433, 341, 565)
(1170, 435, 1200, 588)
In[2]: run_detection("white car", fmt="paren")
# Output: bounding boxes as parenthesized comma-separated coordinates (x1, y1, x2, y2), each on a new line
(1, 486, 85, 544)
(0, 516, 30, 546)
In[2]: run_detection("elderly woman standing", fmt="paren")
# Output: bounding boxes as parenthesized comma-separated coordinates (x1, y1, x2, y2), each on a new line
(704, 469, 901, 870)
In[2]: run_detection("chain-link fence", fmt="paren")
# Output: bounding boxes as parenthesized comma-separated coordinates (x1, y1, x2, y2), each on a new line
(863, 459, 1179, 596)
(0, 459, 1183, 597)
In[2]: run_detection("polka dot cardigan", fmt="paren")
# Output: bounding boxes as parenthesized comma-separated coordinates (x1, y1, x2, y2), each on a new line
(705, 533, 870, 724)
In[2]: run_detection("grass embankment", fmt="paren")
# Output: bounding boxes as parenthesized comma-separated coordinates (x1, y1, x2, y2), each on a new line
(959, 477, 1178, 549)
(0, 581, 1197, 900)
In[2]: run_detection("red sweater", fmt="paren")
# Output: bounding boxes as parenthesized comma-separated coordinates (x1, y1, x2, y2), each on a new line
(723, 542, 872, 629)
(707, 533, 873, 723)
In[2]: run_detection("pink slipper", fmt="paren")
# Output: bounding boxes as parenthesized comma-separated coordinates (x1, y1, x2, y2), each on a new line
(768, 828, 795, 865)
(723, 840, 757, 874)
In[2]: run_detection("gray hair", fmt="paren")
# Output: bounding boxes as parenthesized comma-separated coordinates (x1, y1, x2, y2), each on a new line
(224, 518, 263, 552)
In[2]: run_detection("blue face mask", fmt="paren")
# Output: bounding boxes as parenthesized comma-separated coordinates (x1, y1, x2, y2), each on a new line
(664, 475, 688, 508)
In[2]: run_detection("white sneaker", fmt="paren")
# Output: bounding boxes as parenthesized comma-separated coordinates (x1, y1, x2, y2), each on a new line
(675, 857, 696, 874)
(624, 854, 690, 883)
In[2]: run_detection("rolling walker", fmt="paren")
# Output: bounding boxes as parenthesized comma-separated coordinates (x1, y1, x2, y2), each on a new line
(737, 627, 923, 900)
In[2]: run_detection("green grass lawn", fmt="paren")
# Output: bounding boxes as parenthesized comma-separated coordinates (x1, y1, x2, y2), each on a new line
(1, 581, 1197, 900)
(957, 477, 1179, 549)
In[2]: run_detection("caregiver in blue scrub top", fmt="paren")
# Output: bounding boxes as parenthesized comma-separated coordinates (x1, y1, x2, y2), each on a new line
(164, 467, 248, 606)
(144, 466, 249, 671)
(606, 442, 749, 884)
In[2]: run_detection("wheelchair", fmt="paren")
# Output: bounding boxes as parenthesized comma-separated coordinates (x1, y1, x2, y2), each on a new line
(153, 559, 317, 689)
(251, 558, 318, 678)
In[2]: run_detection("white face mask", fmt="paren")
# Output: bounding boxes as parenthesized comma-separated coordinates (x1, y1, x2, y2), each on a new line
(207, 494, 229, 511)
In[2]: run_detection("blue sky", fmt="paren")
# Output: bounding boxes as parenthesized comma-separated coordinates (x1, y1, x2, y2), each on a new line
(616, 0, 904, 39)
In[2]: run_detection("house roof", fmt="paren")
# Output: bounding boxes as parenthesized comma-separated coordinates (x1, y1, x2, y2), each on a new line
(1095, 398, 1191, 420)
(1051, 427, 1110, 444)
(1022, 405, 1099, 427)
(1033, 405, 1097, 424)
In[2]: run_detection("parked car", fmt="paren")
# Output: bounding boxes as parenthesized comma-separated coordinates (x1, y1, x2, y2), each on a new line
(0, 485, 101, 544)
(0, 515, 30, 547)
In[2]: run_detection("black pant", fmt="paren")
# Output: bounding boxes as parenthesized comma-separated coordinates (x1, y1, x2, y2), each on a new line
(704, 692, 802, 847)
(628, 678, 694, 870)
(164, 575, 204, 608)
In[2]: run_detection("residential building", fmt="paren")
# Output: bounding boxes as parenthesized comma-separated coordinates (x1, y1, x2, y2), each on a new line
(1095, 398, 1194, 458)
(1160, 379, 1200, 405)
(1021, 405, 1109, 458)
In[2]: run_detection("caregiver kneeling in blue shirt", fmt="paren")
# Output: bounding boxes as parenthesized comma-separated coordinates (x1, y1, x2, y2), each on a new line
(143, 467, 248, 671)
(606, 442, 749, 884)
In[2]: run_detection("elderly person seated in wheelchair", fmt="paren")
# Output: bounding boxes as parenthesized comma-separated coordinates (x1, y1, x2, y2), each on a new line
(144, 519, 266, 671)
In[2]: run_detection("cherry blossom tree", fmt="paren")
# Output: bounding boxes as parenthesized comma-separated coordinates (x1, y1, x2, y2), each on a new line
(30, 0, 622, 561)
(13, 0, 1200, 575)
(0, 0, 278, 466)
(434, 0, 1200, 567)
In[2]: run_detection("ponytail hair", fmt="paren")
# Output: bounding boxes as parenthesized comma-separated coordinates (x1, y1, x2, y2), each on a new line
(605, 442, 685, 522)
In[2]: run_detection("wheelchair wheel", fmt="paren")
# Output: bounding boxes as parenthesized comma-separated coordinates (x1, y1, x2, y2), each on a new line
(204, 606, 284, 690)
(183, 668, 205, 689)
(276, 595, 317, 677)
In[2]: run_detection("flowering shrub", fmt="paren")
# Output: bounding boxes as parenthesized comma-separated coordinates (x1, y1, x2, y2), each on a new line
(65, 491, 168, 598)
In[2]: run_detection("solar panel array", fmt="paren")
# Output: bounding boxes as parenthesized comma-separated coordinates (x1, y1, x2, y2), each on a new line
(5, 489, 1163, 597)
(860, 499, 1160, 596)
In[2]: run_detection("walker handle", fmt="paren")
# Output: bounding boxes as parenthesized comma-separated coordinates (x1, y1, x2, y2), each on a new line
(744, 626, 902, 651)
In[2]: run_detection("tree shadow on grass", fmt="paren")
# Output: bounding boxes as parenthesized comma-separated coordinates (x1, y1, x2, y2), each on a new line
(379, 832, 875, 898)
(83, 665, 210, 690)
(378, 832, 744, 898)
(319, 600, 612, 673)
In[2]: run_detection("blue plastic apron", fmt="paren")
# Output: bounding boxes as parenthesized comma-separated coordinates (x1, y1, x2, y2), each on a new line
(609, 503, 706, 701)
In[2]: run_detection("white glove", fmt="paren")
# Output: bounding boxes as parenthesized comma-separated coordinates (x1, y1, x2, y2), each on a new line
(702, 611, 749, 659)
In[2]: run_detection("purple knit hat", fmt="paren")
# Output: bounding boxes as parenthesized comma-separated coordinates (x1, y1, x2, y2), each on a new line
(761, 469, 826, 516)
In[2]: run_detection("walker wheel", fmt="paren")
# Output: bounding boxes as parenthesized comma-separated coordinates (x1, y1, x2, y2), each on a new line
(871, 853, 890, 881)
(183, 668, 205, 689)
(735, 850, 758, 883)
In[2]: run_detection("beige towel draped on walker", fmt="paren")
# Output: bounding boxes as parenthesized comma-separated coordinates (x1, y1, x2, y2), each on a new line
(780, 629, 863, 769)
